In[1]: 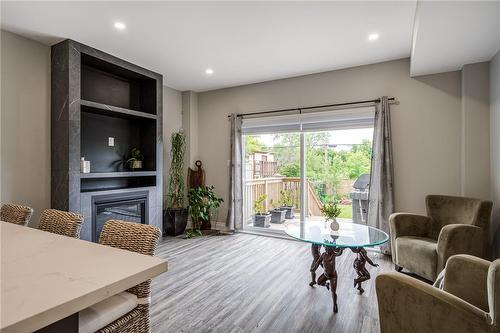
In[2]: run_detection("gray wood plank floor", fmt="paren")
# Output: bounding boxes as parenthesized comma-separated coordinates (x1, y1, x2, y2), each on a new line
(150, 233, 392, 333)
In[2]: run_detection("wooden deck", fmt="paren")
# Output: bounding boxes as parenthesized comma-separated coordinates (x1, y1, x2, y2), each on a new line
(150, 233, 391, 333)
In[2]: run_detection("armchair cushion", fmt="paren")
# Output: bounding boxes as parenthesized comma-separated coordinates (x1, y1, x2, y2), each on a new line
(443, 254, 489, 312)
(437, 224, 484, 272)
(79, 292, 138, 333)
(395, 236, 437, 281)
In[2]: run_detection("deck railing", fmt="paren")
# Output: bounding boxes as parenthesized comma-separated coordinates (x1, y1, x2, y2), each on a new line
(252, 160, 278, 178)
(244, 177, 324, 219)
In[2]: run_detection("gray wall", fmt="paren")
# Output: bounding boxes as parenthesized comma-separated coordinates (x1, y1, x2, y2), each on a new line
(1, 30, 50, 224)
(197, 58, 470, 226)
(461, 62, 490, 200)
(1, 30, 183, 225)
(491, 51, 500, 258)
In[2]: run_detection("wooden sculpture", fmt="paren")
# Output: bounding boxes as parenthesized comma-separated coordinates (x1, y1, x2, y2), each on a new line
(188, 160, 205, 189)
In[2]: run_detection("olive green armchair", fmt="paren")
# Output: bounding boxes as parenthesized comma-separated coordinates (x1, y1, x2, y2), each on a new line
(376, 254, 500, 333)
(389, 195, 492, 281)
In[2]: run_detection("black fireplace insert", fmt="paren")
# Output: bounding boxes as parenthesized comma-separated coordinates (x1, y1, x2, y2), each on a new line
(91, 191, 148, 242)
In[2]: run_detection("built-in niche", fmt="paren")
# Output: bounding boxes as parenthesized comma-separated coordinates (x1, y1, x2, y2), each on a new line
(80, 109, 156, 173)
(51, 39, 163, 239)
(81, 54, 157, 114)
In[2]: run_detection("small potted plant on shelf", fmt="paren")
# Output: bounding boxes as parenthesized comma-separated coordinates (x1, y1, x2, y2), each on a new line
(268, 199, 286, 224)
(321, 199, 342, 232)
(164, 131, 189, 236)
(126, 147, 144, 170)
(187, 185, 223, 238)
(253, 194, 272, 228)
(279, 189, 295, 219)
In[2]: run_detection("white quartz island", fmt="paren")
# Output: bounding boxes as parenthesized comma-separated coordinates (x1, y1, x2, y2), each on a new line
(0, 221, 168, 333)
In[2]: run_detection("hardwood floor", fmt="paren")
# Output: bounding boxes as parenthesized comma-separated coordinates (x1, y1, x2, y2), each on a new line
(150, 233, 392, 333)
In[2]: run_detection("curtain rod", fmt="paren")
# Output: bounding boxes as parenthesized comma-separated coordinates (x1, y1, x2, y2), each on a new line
(227, 97, 396, 118)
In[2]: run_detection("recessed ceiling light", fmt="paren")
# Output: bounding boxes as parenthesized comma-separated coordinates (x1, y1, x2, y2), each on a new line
(205, 68, 214, 75)
(368, 33, 379, 41)
(114, 22, 126, 30)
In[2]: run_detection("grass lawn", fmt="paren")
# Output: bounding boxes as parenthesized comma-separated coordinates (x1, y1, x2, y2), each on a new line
(338, 204, 352, 219)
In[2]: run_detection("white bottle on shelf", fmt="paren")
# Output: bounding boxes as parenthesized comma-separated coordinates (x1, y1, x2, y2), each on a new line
(81, 157, 90, 173)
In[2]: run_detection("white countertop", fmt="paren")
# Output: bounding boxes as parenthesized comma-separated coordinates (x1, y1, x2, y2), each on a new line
(0, 221, 168, 333)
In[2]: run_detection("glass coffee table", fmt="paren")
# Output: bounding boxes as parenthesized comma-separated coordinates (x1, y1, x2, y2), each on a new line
(284, 221, 389, 313)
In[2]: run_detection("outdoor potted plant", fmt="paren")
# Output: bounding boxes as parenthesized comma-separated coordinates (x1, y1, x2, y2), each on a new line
(321, 199, 342, 232)
(187, 185, 223, 237)
(268, 199, 286, 224)
(163, 131, 189, 236)
(279, 189, 295, 219)
(253, 194, 272, 227)
(126, 147, 144, 170)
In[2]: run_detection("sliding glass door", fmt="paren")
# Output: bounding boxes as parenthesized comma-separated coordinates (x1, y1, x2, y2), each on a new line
(243, 132, 302, 232)
(304, 128, 373, 224)
(241, 106, 375, 234)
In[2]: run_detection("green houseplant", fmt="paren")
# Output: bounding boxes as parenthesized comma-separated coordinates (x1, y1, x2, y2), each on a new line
(268, 199, 286, 224)
(187, 185, 223, 235)
(126, 147, 144, 170)
(253, 195, 272, 228)
(321, 199, 342, 232)
(321, 199, 342, 222)
(163, 131, 189, 236)
(279, 189, 295, 219)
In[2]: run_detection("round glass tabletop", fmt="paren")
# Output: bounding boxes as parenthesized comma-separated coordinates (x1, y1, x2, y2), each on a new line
(284, 221, 389, 248)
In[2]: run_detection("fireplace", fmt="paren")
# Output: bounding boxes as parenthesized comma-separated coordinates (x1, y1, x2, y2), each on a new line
(91, 191, 148, 242)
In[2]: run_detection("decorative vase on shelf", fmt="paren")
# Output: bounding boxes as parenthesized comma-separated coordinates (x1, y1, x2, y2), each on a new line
(131, 160, 143, 169)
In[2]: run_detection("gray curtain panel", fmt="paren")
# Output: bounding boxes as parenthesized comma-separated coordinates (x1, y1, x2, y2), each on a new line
(367, 96, 395, 254)
(226, 114, 243, 230)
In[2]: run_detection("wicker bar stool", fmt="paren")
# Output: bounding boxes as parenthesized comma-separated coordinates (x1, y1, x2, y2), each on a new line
(38, 209, 84, 238)
(0, 203, 34, 226)
(95, 220, 161, 333)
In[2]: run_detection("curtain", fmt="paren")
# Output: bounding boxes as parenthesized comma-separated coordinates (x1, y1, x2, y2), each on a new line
(226, 114, 243, 230)
(367, 96, 394, 254)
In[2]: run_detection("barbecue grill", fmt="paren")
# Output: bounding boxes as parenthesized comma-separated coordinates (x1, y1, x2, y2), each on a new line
(349, 173, 370, 223)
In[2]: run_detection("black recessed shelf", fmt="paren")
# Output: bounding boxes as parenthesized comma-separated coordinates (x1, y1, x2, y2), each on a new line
(80, 171, 157, 179)
(80, 99, 157, 120)
(81, 175, 156, 193)
(81, 111, 156, 173)
(81, 53, 157, 115)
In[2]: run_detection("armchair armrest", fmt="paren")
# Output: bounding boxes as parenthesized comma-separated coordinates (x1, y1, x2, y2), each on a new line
(389, 213, 431, 239)
(437, 224, 484, 272)
(376, 272, 490, 333)
(443, 254, 490, 312)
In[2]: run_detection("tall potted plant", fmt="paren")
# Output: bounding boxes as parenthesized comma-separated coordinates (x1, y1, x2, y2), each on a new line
(187, 185, 223, 236)
(163, 130, 189, 236)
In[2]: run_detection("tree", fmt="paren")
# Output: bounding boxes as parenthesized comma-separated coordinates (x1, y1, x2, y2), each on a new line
(245, 136, 263, 156)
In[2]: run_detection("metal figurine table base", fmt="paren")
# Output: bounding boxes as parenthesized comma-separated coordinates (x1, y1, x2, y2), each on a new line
(309, 244, 378, 313)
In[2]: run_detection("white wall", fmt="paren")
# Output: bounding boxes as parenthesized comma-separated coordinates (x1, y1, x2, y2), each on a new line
(197, 58, 466, 225)
(490, 51, 500, 258)
(1, 30, 50, 223)
(1, 31, 183, 224)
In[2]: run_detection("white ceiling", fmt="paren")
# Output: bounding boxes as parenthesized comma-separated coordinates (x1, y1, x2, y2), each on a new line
(411, 1, 500, 76)
(1, 1, 499, 92)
